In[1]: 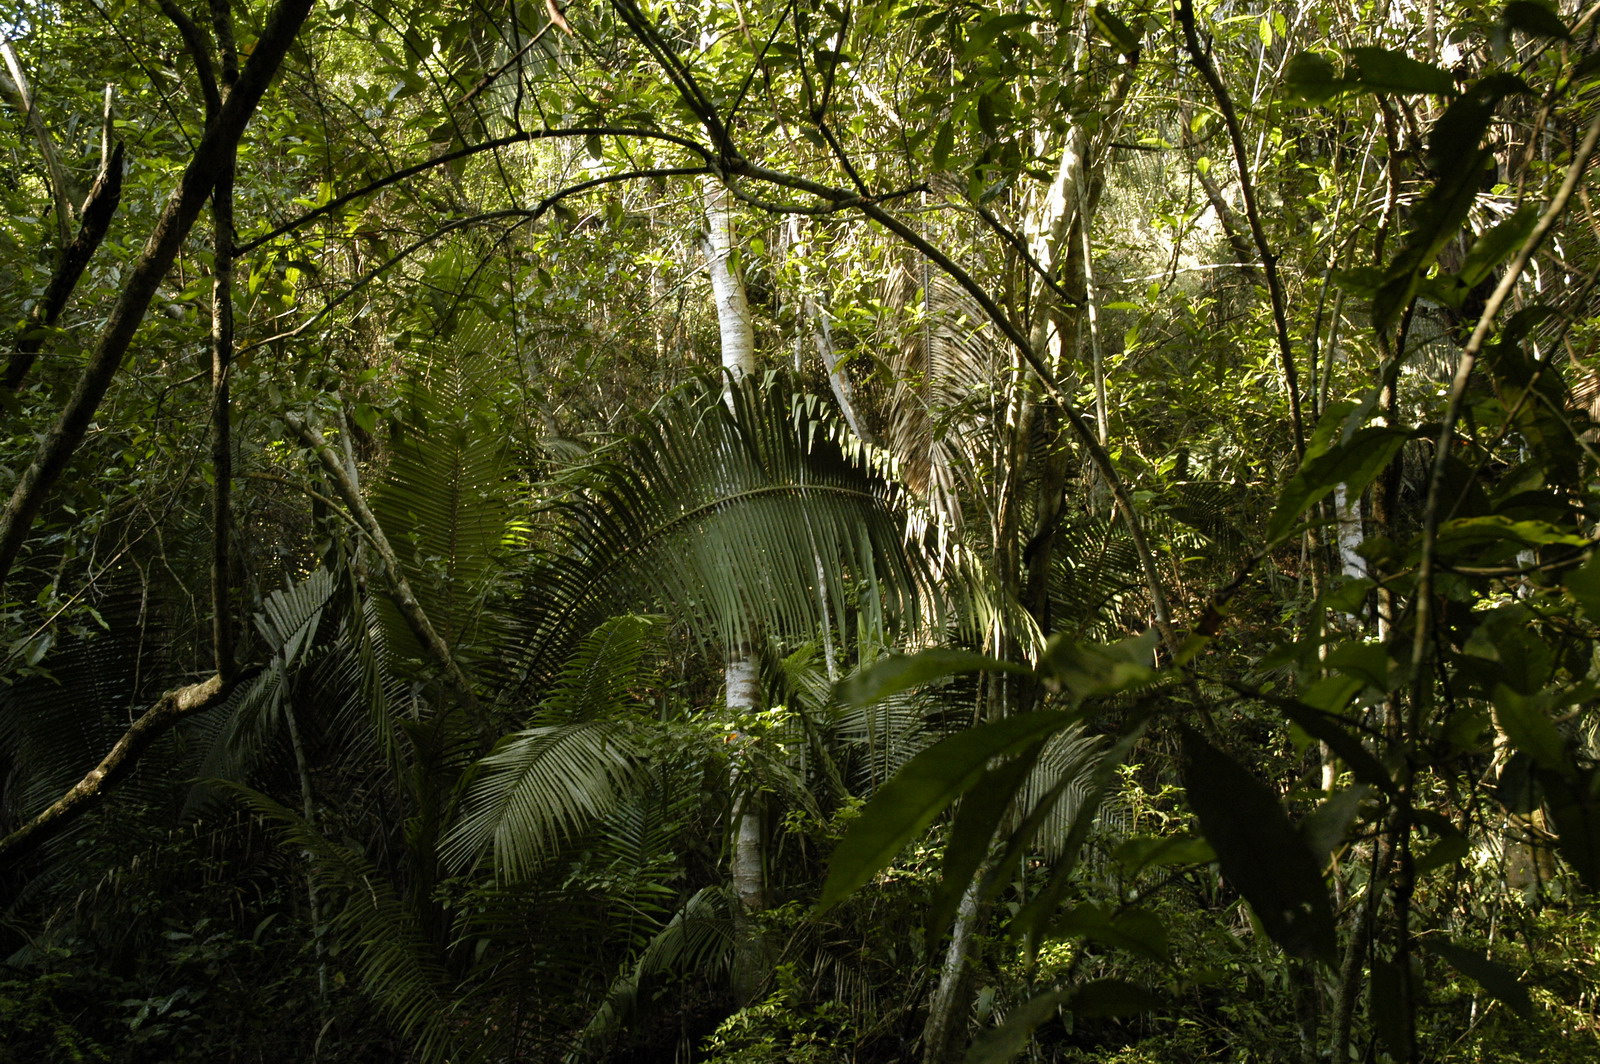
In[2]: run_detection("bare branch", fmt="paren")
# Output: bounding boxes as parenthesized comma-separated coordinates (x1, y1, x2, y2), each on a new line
(0, 674, 235, 864)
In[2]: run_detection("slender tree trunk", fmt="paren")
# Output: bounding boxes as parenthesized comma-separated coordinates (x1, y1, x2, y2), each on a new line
(922, 876, 983, 1064)
(283, 697, 330, 1004)
(211, 162, 237, 680)
(786, 217, 876, 444)
(0, 41, 79, 246)
(209, 0, 239, 680)
(704, 175, 768, 1001)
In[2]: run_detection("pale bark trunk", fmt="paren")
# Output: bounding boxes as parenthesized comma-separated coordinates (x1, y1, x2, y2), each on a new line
(704, 177, 755, 381)
(703, 176, 768, 1001)
(922, 876, 982, 1064)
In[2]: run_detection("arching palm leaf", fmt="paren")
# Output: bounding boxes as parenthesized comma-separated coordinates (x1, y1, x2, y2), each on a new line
(512, 374, 931, 685)
(443, 616, 664, 880)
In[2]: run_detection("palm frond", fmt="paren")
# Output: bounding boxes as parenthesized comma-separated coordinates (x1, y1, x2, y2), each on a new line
(1016, 724, 1105, 861)
(442, 614, 666, 878)
(516, 375, 930, 684)
(372, 317, 514, 663)
(444, 723, 640, 881)
(570, 885, 735, 1061)
(181, 569, 340, 812)
(228, 785, 468, 1063)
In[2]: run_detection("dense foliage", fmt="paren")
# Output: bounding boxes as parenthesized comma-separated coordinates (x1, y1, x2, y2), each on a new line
(2, 0, 1599, 1061)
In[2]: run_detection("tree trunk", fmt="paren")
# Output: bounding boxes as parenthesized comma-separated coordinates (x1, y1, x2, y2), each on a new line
(704, 175, 768, 1001)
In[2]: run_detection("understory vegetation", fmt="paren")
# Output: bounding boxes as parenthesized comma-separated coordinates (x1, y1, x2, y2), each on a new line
(2, 0, 1600, 1061)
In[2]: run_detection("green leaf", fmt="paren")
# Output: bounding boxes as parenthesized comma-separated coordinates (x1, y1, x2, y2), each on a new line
(1038, 630, 1158, 698)
(1111, 834, 1215, 875)
(964, 987, 1071, 1064)
(1298, 786, 1371, 864)
(1540, 765, 1600, 891)
(1422, 939, 1533, 1018)
(968, 11, 1038, 50)
(1091, 4, 1140, 58)
(1282, 52, 1346, 105)
(932, 119, 955, 169)
(817, 710, 1073, 912)
(836, 648, 1030, 707)
(1053, 903, 1170, 963)
(1268, 427, 1410, 543)
(1347, 46, 1456, 96)
(1562, 549, 1600, 619)
(1491, 684, 1567, 772)
(1459, 206, 1539, 289)
(1503, 0, 1570, 40)
(1427, 77, 1527, 171)
(1180, 727, 1336, 963)
(928, 751, 1037, 938)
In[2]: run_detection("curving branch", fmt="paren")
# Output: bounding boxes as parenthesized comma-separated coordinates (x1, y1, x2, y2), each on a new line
(233, 127, 713, 255)
(4, 143, 125, 392)
(0, 673, 237, 865)
(1175, 0, 1304, 458)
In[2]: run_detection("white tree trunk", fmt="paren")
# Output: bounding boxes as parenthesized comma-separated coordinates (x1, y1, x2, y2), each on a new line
(703, 176, 768, 1000)
(704, 177, 755, 381)
(787, 217, 876, 444)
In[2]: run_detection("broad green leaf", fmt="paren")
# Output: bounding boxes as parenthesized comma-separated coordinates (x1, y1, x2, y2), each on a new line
(1423, 939, 1533, 1018)
(1427, 80, 1513, 170)
(1039, 629, 1158, 698)
(1540, 765, 1600, 891)
(836, 648, 1029, 707)
(1491, 684, 1567, 772)
(1347, 46, 1456, 95)
(932, 120, 955, 169)
(968, 12, 1038, 51)
(1370, 957, 1408, 1057)
(817, 710, 1073, 912)
(1091, 4, 1140, 58)
(1503, 0, 1570, 40)
(928, 751, 1037, 938)
(1053, 904, 1170, 963)
(1562, 549, 1600, 619)
(1283, 52, 1346, 105)
(1459, 206, 1539, 288)
(1299, 786, 1371, 864)
(1414, 828, 1471, 875)
(1267, 427, 1410, 543)
(1180, 726, 1336, 963)
(1111, 835, 1215, 875)
(964, 987, 1071, 1064)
